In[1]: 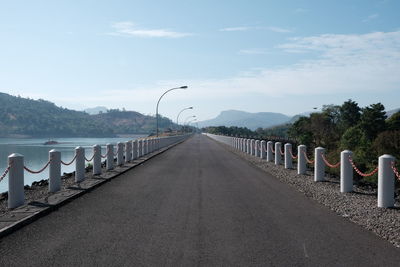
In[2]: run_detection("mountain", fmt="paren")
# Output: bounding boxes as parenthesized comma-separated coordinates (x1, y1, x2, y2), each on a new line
(84, 106, 108, 115)
(387, 108, 400, 118)
(197, 110, 291, 130)
(0, 93, 175, 137)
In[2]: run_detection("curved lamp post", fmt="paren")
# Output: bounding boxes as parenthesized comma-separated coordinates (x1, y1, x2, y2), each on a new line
(186, 119, 197, 133)
(183, 115, 196, 125)
(176, 106, 193, 131)
(156, 86, 188, 137)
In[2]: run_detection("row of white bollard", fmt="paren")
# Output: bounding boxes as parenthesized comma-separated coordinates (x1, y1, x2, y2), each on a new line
(206, 134, 398, 209)
(6, 135, 189, 208)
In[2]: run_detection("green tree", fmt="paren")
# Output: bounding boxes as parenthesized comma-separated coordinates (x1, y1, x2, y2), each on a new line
(339, 99, 361, 130)
(359, 103, 387, 141)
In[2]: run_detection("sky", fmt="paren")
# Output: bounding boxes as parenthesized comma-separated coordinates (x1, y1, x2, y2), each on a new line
(0, 0, 399, 123)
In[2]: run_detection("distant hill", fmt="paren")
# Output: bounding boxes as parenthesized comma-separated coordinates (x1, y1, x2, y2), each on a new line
(84, 106, 108, 115)
(387, 108, 400, 118)
(0, 93, 175, 137)
(197, 110, 291, 130)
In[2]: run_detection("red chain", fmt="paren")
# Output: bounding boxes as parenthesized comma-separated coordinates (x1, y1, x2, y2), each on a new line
(61, 154, 77, 166)
(290, 150, 298, 159)
(24, 159, 51, 174)
(85, 154, 95, 162)
(0, 165, 11, 183)
(321, 154, 340, 168)
(391, 162, 400, 180)
(302, 151, 315, 164)
(279, 148, 285, 156)
(348, 157, 378, 177)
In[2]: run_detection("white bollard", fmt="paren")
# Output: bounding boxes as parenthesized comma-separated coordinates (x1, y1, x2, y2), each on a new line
(340, 150, 353, 193)
(93, 145, 101, 175)
(75, 146, 85, 182)
(251, 139, 255, 156)
(106, 143, 114, 170)
(142, 139, 147, 156)
(298, 145, 307, 175)
(267, 141, 273, 162)
(49, 149, 61, 192)
(8, 153, 24, 208)
(132, 140, 138, 159)
(378, 154, 395, 208)
(255, 140, 260, 157)
(125, 141, 132, 162)
(314, 147, 325, 182)
(242, 138, 245, 152)
(245, 139, 249, 154)
(275, 142, 282, 165)
(117, 142, 124, 166)
(260, 140, 266, 159)
(284, 143, 292, 169)
(138, 140, 142, 157)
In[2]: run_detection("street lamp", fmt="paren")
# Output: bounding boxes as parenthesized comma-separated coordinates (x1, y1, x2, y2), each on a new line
(176, 106, 193, 131)
(156, 86, 188, 137)
(184, 115, 196, 125)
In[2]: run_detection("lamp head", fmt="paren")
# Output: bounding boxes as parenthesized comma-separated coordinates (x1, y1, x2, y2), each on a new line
(180, 86, 188, 89)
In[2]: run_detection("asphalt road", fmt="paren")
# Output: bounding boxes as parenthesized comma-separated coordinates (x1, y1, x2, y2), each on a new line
(0, 134, 399, 266)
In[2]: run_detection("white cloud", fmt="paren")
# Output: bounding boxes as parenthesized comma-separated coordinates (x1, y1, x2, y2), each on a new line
(220, 26, 292, 33)
(110, 21, 192, 38)
(41, 31, 400, 118)
(363, 13, 379, 22)
(219, 26, 251, 32)
(238, 48, 270, 55)
(267, 26, 292, 33)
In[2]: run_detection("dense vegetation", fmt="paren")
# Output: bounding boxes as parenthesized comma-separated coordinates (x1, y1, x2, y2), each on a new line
(0, 93, 176, 137)
(288, 100, 400, 182)
(204, 100, 400, 184)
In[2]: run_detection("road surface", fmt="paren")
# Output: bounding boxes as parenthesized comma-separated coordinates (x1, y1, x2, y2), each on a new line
(0, 134, 399, 266)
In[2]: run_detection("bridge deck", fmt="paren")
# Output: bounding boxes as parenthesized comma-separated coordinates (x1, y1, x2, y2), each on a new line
(0, 134, 399, 266)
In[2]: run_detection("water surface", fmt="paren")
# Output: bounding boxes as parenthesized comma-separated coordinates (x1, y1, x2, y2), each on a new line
(0, 136, 146, 193)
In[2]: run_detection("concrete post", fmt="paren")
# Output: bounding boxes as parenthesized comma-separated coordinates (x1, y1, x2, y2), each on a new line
(106, 143, 114, 170)
(49, 149, 61, 192)
(260, 140, 266, 159)
(314, 147, 325, 182)
(125, 141, 132, 162)
(275, 142, 282, 165)
(117, 142, 124, 166)
(138, 140, 142, 157)
(132, 140, 138, 160)
(378, 154, 395, 208)
(251, 139, 255, 156)
(267, 141, 273, 162)
(255, 140, 260, 157)
(143, 139, 147, 155)
(245, 139, 249, 154)
(8, 153, 24, 208)
(340, 150, 353, 193)
(298, 145, 307, 175)
(75, 146, 85, 182)
(93, 145, 101, 175)
(284, 143, 292, 169)
(242, 138, 245, 152)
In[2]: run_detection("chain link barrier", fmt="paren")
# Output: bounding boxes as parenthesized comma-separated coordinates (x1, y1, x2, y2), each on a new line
(61, 154, 77, 166)
(302, 151, 315, 164)
(321, 154, 340, 168)
(0, 164, 11, 183)
(391, 161, 400, 181)
(290, 150, 298, 159)
(85, 154, 95, 162)
(348, 156, 378, 177)
(24, 159, 51, 174)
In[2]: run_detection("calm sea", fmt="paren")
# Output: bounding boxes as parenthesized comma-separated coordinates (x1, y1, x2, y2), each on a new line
(0, 135, 146, 193)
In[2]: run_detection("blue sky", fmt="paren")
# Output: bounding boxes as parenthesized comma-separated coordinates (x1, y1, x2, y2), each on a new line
(1, 0, 399, 122)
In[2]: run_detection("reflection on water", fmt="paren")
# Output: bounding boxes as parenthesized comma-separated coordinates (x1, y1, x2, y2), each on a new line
(0, 136, 145, 193)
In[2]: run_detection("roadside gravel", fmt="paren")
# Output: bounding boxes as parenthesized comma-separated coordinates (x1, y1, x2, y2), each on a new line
(221, 142, 400, 248)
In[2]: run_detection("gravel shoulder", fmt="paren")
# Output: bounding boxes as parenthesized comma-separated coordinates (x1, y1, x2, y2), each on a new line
(217, 140, 400, 248)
